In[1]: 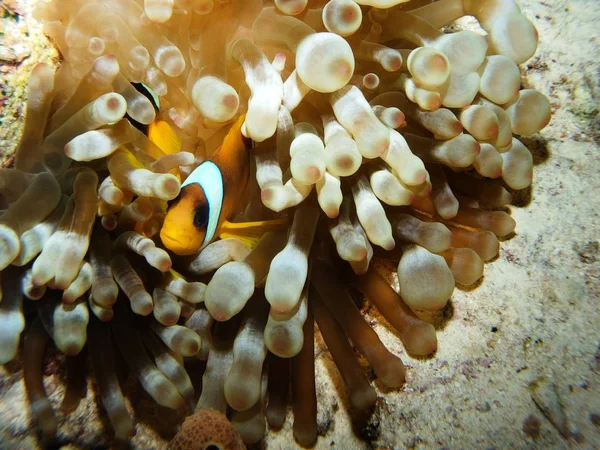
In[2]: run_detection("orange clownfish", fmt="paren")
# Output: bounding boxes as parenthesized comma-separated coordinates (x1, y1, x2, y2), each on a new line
(132, 84, 287, 256)
(160, 115, 253, 255)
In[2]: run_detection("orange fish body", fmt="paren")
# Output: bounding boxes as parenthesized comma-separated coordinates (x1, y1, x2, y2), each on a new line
(160, 115, 252, 255)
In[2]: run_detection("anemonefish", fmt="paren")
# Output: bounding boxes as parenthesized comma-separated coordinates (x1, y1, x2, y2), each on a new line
(160, 114, 253, 255)
(130, 82, 182, 158)
(131, 83, 286, 256)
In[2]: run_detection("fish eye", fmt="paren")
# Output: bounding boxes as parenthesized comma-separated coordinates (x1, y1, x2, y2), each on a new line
(193, 205, 209, 229)
(205, 445, 221, 450)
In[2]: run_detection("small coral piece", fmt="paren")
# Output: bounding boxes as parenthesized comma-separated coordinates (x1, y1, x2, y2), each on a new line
(169, 408, 245, 450)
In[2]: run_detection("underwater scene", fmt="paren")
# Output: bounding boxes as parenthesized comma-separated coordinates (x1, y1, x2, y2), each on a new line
(0, 0, 598, 449)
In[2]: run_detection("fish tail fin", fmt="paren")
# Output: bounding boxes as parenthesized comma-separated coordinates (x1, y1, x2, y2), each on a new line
(218, 218, 289, 249)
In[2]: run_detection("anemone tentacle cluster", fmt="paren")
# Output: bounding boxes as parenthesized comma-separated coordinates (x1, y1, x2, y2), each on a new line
(0, 0, 550, 447)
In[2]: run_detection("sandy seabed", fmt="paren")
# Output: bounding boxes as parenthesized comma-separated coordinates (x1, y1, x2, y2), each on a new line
(0, 1, 598, 449)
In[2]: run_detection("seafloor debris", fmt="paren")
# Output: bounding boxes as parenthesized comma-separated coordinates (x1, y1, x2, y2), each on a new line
(0, 0, 21, 18)
(0, 0, 550, 447)
(530, 377, 571, 439)
(169, 408, 245, 450)
(0, 45, 30, 65)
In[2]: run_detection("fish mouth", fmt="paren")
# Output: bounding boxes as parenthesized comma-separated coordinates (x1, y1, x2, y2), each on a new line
(160, 231, 200, 256)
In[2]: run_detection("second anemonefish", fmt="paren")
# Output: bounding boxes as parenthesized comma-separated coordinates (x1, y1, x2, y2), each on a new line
(131, 83, 287, 256)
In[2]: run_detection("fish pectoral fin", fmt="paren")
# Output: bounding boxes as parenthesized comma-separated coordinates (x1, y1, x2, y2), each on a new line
(167, 268, 184, 279)
(218, 218, 289, 249)
(148, 119, 182, 155)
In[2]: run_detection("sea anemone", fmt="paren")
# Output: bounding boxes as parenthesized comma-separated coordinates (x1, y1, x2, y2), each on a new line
(1, 0, 550, 447)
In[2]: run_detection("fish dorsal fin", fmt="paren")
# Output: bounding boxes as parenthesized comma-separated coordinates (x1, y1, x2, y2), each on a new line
(218, 218, 289, 249)
(148, 120, 181, 155)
